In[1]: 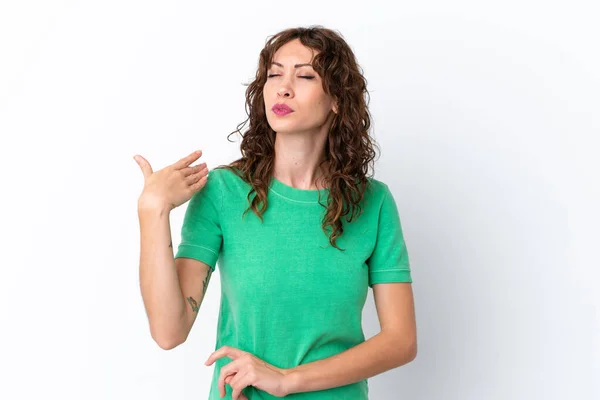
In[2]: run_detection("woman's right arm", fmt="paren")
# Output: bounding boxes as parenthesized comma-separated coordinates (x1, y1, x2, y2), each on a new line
(134, 150, 210, 350)
(138, 203, 214, 350)
(137, 205, 187, 349)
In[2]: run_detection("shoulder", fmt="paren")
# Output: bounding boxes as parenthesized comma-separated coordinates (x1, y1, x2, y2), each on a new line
(366, 176, 389, 192)
(209, 165, 244, 182)
(203, 166, 239, 190)
(206, 166, 253, 204)
(188, 167, 226, 206)
(206, 166, 228, 179)
(364, 176, 392, 203)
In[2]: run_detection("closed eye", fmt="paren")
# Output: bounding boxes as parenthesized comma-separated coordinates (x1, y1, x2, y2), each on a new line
(267, 74, 315, 79)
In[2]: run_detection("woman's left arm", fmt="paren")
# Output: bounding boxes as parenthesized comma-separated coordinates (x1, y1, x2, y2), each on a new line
(284, 282, 417, 395)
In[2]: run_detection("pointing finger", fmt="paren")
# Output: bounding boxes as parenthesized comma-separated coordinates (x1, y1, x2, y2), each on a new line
(175, 150, 202, 169)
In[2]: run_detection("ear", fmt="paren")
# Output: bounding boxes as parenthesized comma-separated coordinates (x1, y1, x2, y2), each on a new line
(332, 100, 338, 114)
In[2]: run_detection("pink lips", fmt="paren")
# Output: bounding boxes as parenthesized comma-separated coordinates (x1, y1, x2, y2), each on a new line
(272, 103, 294, 116)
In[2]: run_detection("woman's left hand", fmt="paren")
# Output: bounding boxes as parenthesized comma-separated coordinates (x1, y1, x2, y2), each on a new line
(205, 346, 291, 399)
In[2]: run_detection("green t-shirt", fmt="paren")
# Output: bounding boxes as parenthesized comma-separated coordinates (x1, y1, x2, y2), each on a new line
(175, 167, 412, 399)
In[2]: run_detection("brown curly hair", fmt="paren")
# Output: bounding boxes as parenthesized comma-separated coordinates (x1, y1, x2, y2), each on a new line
(215, 25, 381, 251)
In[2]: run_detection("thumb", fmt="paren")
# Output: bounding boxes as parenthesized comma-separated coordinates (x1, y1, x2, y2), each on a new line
(133, 155, 153, 179)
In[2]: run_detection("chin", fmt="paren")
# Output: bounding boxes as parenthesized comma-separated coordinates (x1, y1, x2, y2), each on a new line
(267, 119, 293, 132)
(271, 126, 291, 134)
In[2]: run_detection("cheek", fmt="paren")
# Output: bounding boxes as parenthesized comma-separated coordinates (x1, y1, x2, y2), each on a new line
(263, 83, 273, 97)
(311, 95, 331, 115)
(300, 89, 320, 106)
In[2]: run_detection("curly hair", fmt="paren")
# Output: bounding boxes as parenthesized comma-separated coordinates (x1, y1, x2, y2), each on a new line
(215, 25, 380, 251)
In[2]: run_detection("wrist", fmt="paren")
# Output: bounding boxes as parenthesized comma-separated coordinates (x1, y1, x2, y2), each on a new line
(281, 368, 301, 396)
(137, 198, 171, 216)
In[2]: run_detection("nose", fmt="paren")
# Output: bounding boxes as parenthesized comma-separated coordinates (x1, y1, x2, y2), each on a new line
(277, 77, 293, 98)
(278, 87, 291, 98)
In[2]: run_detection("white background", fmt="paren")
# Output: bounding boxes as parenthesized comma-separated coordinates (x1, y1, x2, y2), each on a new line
(0, 1, 598, 399)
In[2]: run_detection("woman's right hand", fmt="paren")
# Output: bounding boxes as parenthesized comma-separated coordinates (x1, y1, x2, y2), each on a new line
(134, 150, 209, 212)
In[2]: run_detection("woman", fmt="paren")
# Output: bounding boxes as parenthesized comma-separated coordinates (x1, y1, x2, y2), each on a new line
(135, 25, 417, 400)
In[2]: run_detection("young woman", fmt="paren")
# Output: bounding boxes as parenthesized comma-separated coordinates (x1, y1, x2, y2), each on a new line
(136, 25, 417, 400)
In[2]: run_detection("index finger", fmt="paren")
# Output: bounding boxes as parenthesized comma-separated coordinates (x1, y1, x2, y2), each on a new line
(174, 150, 202, 169)
(205, 346, 245, 366)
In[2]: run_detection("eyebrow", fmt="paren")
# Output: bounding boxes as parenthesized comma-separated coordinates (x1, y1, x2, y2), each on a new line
(270, 61, 313, 69)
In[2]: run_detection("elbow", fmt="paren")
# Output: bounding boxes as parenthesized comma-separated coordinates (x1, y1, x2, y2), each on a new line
(393, 337, 417, 365)
(155, 335, 185, 350)
(151, 329, 186, 350)
(405, 341, 417, 362)
(385, 331, 418, 366)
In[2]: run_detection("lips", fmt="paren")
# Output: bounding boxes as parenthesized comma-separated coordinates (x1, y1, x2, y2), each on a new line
(272, 103, 294, 115)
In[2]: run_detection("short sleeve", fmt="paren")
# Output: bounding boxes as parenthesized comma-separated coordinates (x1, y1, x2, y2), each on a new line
(367, 184, 412, 287)
(174, 169, 223, 270)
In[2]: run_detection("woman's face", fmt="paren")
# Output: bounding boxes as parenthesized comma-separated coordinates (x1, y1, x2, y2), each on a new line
(263, 39, 337, 135)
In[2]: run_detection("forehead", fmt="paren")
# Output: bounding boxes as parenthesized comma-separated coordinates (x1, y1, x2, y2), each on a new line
(271, 39, 317, 65)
